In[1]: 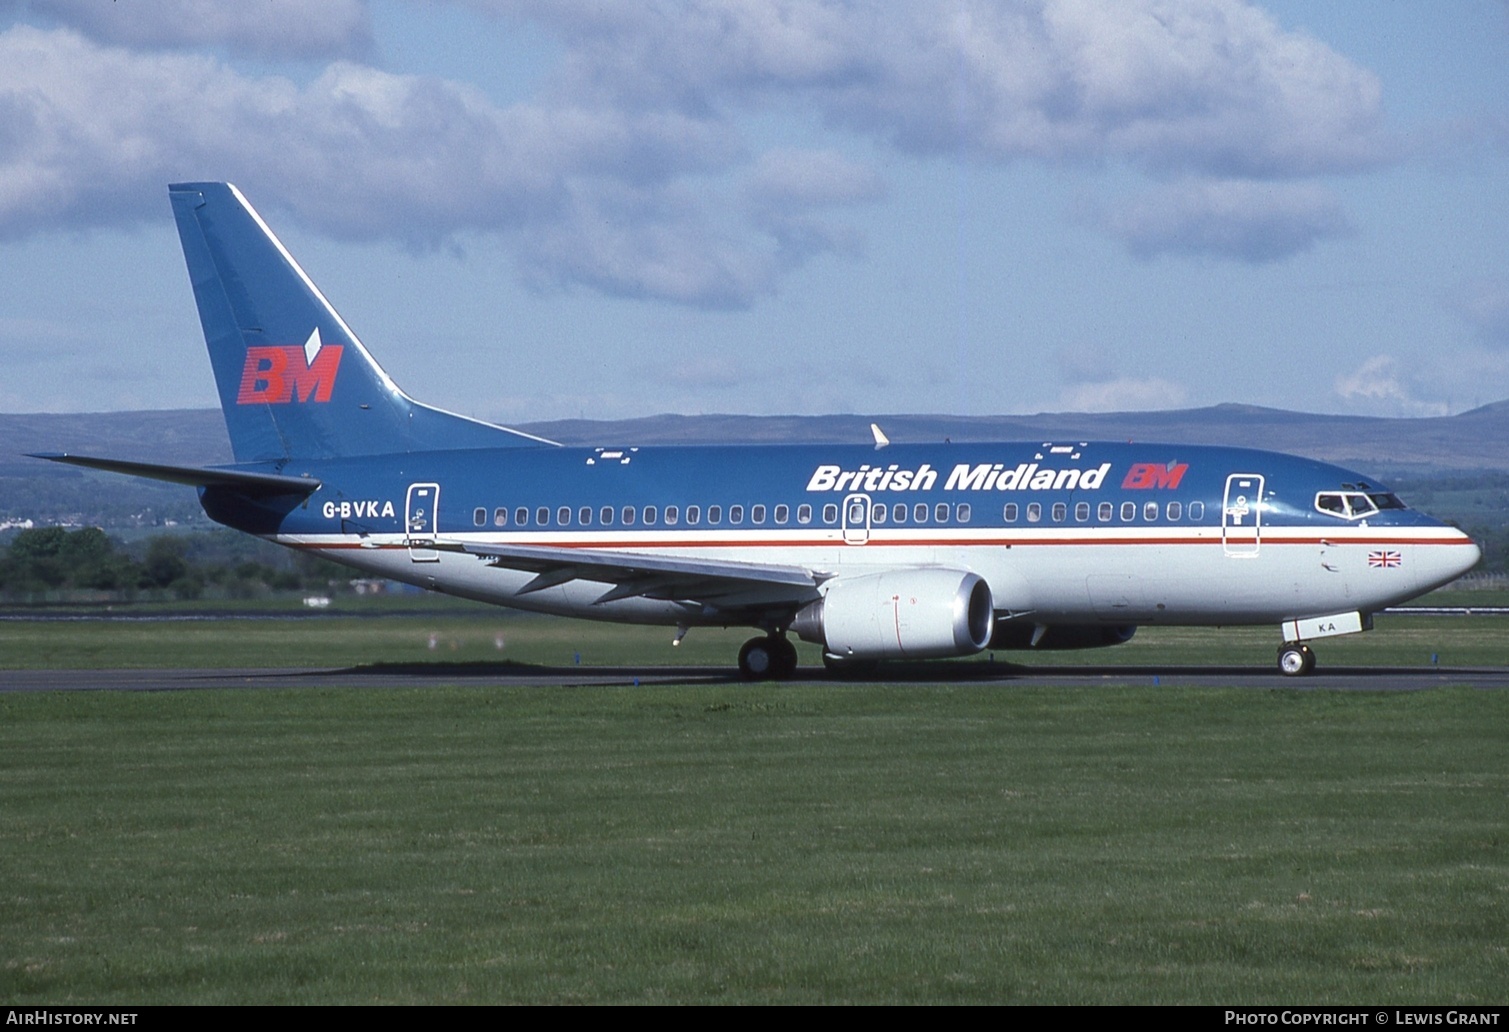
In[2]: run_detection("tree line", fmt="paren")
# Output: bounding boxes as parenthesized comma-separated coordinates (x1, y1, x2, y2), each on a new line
(0, 526, 351, 601)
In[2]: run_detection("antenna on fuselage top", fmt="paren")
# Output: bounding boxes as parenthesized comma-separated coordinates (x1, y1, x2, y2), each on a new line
(870, 423, 890, 450)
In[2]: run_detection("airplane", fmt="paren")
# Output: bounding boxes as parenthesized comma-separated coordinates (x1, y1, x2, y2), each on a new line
(35, 182, 1482, 679)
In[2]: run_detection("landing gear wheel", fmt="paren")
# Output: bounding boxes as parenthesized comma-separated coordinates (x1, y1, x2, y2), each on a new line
(738, 638, 774, 680)
(771, 636, 799, 680)
(739, 636, 798, 681)
(1278, 643, 1316, 677)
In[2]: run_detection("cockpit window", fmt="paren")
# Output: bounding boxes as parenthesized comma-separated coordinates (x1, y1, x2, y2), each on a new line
(1314, 491, 1392, 520)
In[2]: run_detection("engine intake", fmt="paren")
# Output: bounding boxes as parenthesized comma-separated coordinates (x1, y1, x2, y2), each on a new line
(792, 569, 994, 660)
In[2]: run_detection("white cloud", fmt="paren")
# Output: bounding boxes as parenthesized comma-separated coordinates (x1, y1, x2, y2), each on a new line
(743, 148, 884, 262)
(0, 26, 820, 305)
(1101, 178, 1352, 261)
(1333, 355, 1450, 417)
(1060, 376, 1189, 413)
(0, 0, 1394, 306)
(482, 0, 1387, 177)
(28, 0, 372, 59)
(743, 149, 885, 209)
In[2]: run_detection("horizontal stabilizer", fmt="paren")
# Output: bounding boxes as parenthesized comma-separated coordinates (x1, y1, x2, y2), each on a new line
(32, 453, 321, 495)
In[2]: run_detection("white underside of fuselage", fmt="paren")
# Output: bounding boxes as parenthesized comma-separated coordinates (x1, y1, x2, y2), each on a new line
(268, 522, 1478, 630)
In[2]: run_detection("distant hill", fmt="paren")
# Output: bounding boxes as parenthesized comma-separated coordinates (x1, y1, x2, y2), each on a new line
(8, 401, 1509, 474)
(522, 404, 1509, 474)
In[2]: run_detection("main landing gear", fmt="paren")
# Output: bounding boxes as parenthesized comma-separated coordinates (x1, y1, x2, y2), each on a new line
(1277, 642, 1316, 677)
(738, 635, 798, 681)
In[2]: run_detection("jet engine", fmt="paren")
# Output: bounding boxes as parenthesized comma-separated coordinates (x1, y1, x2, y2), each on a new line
(988, 622, 1137, 650)
(791, 569, 994, 660)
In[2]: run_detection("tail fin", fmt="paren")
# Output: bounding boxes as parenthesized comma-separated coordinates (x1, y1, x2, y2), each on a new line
(168, 182, 553, 463)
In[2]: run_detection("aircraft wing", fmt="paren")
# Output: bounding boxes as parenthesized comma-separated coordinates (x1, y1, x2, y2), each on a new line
(434, 540, 825, 608)
(32, 453, 321, 495)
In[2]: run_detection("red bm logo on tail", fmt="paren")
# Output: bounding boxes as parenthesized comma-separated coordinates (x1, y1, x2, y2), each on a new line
(1121, 462, 1189, 490)
(237, 328, 343, 405)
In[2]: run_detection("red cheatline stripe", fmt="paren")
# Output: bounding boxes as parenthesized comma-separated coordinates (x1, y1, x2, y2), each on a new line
(290, 533, 1471, 551)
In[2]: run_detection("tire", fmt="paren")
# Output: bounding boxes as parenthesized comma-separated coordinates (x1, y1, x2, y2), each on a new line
(772, 636, 799, 679)
(738, 637, 775, 680)
(1278, 644, 1314, 677)
(740, 636, 799, 680)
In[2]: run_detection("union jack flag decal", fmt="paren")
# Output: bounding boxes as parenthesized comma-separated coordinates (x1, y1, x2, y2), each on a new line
(1368, 550, 1402, 569)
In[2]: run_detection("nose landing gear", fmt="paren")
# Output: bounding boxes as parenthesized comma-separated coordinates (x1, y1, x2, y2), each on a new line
(1277, 642, 1316, 677)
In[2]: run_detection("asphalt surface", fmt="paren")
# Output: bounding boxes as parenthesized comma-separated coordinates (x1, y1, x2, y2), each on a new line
(2, 663, 1506, 692)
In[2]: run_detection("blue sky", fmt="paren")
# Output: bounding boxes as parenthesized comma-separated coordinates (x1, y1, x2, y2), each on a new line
(2, 0, 1507, 424)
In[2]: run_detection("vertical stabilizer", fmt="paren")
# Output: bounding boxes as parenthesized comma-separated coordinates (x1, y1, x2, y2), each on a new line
(168, 182, 551, 463)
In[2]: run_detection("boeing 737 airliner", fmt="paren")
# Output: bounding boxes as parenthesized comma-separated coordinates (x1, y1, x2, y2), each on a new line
(37, 183, 1481, 678)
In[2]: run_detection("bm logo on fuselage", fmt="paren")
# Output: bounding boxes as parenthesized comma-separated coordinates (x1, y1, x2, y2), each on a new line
(237, 328, 343, 405)
(1121, 462, 1188, 490)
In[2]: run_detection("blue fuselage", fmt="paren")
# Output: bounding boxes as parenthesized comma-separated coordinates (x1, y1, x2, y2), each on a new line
(198, 439, 1479, 630)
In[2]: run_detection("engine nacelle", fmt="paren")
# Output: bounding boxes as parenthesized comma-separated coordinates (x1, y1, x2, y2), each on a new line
(792, 569, 995, 660)
(988, 622, 1137, 650)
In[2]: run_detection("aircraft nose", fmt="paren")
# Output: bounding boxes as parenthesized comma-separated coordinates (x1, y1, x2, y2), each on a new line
(1456, 535, 1483, 577)
(1424, 529, 1481, 591)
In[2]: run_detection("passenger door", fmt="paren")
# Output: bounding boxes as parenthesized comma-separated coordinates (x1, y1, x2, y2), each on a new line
(1222, 474, 1264, 558)
(406, 482, 440, 562)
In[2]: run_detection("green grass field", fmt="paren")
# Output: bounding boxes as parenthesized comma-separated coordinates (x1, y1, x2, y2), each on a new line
(1, 605, 1506, 1003)
(2, 595, 1507, 672)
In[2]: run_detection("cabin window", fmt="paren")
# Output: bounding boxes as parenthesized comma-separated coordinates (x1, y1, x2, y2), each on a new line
(579, 506, 592, 526)
(1075, 502, 1089, 522)
(797, 504, 812, 525)
(1003, 503, 1018, 523)
(664, 505, 679, 525)
(644, 505, 658, 525)
(494, 507, 508, 527)
(1026, 502, 1041, 523)
(729, 505, 744, 524)
(1144, 501, 1158, 522)
(913, 503, 929, 523)
(536, 506, 550, 526)
(686, 505, 700, 525)
(774, 504, 789, 525)
(1098, 502, 1112, 522)
(516, 507, 529, 526)
(1120, 501, 1135, 522)
(1190, 501, 1204, 521)
(823, 503, 838, 524)
(892, 503, 907, 523)
(558, 506, 572, 526)
(1051, 502, 1067, 522)
(473, 507, 487, 527)
(708, 505, 721, 524)
(957, 503, 971, 523)
(934, 502, 950, 523)
(621, 506, 636, 525)
(1167, 501, 1182, 521)
(872, 504, 887, 525)
(751, 504, 766, 524)
(600, 506, 614, 525)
